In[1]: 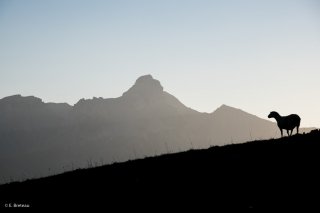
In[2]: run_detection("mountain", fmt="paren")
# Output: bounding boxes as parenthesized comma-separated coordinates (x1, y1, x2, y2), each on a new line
(1, 130, 320, 210)
(210, 104, 279, 142)
(0, 75, 314, 183)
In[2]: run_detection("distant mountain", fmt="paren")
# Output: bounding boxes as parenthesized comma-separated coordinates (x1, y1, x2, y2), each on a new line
(0, 75, 314, 183)
(210, 104, 279, 142)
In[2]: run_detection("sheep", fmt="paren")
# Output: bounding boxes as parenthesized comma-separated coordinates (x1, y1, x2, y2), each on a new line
(268, 111, 301, 137)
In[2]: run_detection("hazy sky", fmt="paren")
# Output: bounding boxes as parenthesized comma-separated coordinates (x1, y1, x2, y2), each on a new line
(1, 0, 320, 127)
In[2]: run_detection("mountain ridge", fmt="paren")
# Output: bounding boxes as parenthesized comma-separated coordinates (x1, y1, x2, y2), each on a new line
(0, 75, 315, 183)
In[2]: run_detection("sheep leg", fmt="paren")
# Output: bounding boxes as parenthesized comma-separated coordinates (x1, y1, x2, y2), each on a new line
(296, 126, 299, 135)
(280, 129, 283, 137)
(287, 130, 290, 136)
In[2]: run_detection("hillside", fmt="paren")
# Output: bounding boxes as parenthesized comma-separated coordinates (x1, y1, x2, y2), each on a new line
(0, 75, 315, 183)
(1, 130, 319, 210)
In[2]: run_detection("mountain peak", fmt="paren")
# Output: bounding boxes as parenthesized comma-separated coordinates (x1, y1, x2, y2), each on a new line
(122, 75, 164, 98)
(0, 94, 43, 104)
(211, 104, 263, 123)
(212, 104, 237, 113)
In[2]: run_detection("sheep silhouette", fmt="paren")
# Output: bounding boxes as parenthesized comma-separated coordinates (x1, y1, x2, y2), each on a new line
(268, 111, 301, 137)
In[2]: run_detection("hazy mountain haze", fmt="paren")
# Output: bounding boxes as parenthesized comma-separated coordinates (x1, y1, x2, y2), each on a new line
(0, 75, 314, 183)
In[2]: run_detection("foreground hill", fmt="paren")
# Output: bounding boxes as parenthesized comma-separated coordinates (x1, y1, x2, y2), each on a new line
(0, 75, 314, 182)
(1, 130, 319, 210)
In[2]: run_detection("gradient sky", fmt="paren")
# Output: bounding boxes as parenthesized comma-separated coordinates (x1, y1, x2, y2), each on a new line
(1, 0, 320, 127)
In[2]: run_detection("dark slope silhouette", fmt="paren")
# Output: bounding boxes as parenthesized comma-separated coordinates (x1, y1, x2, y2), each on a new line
(1, 130, 319, 210)
(0, 75, 315, 182)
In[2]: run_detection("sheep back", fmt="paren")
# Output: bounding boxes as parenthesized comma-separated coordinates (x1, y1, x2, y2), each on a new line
(278, 114, 300, 130)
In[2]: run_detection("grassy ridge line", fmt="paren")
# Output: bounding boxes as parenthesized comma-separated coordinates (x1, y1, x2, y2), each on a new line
(0, 130, 319, 209)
